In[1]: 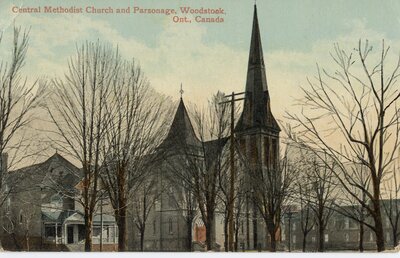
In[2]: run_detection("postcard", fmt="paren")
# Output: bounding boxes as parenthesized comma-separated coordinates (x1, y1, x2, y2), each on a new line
(0, 0, 399, 253)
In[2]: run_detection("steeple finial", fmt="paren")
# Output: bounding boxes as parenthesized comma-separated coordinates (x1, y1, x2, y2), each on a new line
(180, 83, 184, 99)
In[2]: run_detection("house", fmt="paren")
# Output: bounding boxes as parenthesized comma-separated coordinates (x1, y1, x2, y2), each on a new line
(0, 153, 118, 251)
(282, 200, 400, 251)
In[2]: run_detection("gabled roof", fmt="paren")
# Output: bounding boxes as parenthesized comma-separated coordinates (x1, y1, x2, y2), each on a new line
(203, 137, 228, 169)
(236, 4, 280, 133)
(7, 153, 81, 191)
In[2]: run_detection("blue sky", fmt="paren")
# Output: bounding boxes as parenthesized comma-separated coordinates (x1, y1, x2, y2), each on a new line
(3, 0, 400, 51)
(0, 0, 399, 114)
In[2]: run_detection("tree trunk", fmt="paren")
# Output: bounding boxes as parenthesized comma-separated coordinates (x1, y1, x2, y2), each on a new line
(117, 167, 127, 251)
(84, 212, 93, 252)
(234, 223, 239, 252)
(140, 227, 145, 251)
(393, 230, 398, 248)
(223, 215, 228, 251)
(269, 230, 277, 252)
(26, 234, 29, 251)
(318, 221, 324, 252)
(117, 206, 127, 251)
(372, 196, 385, 252)
(186, 219, 193, 251)
(205, 215, 214, 251)
(11, 233, 22, 251)
(302, 232, 308, 252)
(253, 206, 258, 250)
(359, 222, 364, 252)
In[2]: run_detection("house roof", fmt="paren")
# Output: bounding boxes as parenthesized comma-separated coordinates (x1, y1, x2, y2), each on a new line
(6, 153, 81, 192)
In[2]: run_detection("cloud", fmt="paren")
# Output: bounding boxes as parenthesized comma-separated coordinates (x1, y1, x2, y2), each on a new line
(1, 11, 399, 122)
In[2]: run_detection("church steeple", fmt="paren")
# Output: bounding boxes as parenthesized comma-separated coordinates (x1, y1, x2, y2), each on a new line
(236, 4, 280, 133)
(247, 4, 267, 90)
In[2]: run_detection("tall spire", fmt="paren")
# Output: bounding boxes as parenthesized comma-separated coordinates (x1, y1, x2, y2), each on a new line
(247, 4, 267, 93)
(236, 4, 280, 133)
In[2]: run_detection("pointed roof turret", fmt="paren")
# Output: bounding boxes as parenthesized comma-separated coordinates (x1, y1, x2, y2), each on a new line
(236, 4, 280, 133)
(161, 97, 200, 149)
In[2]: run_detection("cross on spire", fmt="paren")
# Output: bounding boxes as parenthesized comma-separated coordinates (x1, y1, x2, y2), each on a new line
(180, 83, 184, 99)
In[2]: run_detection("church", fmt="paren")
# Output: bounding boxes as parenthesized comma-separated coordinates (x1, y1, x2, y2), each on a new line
(126, 4, 281, 251)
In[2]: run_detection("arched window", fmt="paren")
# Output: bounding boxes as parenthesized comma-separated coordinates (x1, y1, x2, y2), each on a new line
(168, 218, 173, 234)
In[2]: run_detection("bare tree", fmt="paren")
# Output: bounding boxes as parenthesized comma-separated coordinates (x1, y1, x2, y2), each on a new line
(47, 41, 118, 251)
(0, 26, 46, 206)
(296, 179, 315, 252)
(286, 40, 400, 251)
(249, 147, 296, 252)
(2, 207, 35, 251)
(217, 148, 246, 252)
(164, 166, 197, 251)
(130, 177, 159, 251)
(100, 59, 170, 251)
(168, 92, 230, 251)
(332, 163, 370, 252)
(307, 154, 336, 252)
(232, 186, 246, 252)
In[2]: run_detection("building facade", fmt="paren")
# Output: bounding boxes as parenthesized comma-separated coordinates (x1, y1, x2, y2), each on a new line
(0, 153, 118, 251)
(282, 201, 400, 251)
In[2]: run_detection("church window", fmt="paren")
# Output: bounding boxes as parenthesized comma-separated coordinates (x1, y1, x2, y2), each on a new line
(344, 218, 349, 229)
(263, 137, 269, 166)
(271, 139, 277, 170)
(324, 234, 329, 242)
(19, 212, 23, 224)
(168, 194, 176, 207)
(292, 235, 296, 244)
(345, 233, 349, 242)
(251, 137, 258, 164)
(169, 218, 173, 234)
(369, 232, 374, 241)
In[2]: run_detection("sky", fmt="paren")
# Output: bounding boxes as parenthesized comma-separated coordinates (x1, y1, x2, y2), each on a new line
(0, 0, 399, 166)
(0, 0, 399, 114)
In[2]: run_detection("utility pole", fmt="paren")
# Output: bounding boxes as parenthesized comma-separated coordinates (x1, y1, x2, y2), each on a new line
(220, 91, 244, 251)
